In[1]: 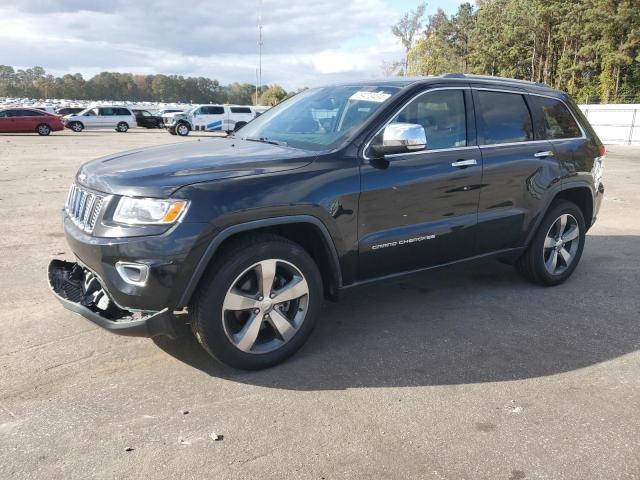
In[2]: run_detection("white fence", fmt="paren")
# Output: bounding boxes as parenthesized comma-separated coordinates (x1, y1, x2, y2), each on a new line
(579, 104, 640, 145)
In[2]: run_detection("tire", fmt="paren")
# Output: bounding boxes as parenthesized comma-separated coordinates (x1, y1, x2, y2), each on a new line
(190, 234, 323, 370)
(168, 127, 177, 135)
(233, 121, 247, 132)
(69, 121, 83, 132)
(515, 200, 586, 286)
(116, 122, 129, 132)
(176, 123, 190, 136)
(36, 123, 51, 136)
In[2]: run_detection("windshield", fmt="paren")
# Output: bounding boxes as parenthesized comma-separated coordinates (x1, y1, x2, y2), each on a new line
(236, 85, 401, 151)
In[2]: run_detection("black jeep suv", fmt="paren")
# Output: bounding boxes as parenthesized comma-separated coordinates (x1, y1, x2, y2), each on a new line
(49, 74, 605, 369)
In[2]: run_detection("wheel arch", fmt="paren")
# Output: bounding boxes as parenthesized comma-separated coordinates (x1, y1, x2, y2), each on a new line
(524, 182, 595, 248)
(177, 215, 343, 309)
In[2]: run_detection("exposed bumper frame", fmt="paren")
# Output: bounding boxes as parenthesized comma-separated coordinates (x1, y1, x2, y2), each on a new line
(48, 259, 178, 338)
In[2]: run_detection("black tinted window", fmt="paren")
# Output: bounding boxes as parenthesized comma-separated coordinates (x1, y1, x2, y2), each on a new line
(201, 106, 224, 115)
(0, 111, 7, 117)
(539, 97, 582, 139)
(476, 91, 533, 144)
(230, 107, 252, 114)
(391, 89, 467, 150)
(114, 108, 131, 115)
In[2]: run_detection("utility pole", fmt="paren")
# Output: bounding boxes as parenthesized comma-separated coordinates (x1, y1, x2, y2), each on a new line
(256, 0, 263, 105)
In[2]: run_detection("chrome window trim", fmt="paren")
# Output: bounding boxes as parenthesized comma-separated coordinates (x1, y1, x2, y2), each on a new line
(361, 85, 587, 161)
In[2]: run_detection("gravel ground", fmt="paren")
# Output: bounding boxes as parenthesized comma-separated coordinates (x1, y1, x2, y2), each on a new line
(1, 129, 639, 480)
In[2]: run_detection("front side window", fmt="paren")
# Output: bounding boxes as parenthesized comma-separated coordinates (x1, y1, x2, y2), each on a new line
(476, 91, 533, 145)
(238, 85, 401, 151)
(390, 89, 467, 150)
(0, 110, 7, 118)
(539, 97, 582, 139)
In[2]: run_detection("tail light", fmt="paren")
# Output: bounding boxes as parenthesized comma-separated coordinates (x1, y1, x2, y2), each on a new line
(598, 145, 606, 157)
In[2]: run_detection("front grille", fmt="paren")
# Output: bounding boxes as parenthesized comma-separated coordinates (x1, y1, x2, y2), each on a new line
(65, 183, 106, 233)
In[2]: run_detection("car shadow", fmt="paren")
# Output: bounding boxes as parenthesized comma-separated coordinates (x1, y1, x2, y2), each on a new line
(154, 234, 640, 390)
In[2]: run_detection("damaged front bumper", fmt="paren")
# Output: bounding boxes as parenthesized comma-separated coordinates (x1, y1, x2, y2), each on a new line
(48, 259, 178, 338)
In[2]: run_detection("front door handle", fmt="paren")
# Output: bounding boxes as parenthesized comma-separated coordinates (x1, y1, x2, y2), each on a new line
(451, 159, 478, 168)
(534, 150, 554, 158)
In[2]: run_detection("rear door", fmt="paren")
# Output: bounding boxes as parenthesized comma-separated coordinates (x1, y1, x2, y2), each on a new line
(358, 87, 482, 279)
(229, 106, 254, 129)
(472, 88, 559, 253)
(13, 109, 39, 132)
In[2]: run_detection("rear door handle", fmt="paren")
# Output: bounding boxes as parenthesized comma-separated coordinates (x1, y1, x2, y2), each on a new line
(534, 150, 554, 158)
(451, 159, 478, 168)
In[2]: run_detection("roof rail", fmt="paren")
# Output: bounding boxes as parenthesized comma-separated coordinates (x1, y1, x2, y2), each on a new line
(440, 73, 550, 88)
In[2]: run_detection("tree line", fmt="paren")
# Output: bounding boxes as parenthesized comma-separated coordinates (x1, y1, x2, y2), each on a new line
(390, 0, 640, 103)
(0, 65, 290, 105)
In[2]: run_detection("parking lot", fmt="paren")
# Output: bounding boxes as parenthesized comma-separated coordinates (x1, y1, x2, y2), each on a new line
(1, 129, 639, 479)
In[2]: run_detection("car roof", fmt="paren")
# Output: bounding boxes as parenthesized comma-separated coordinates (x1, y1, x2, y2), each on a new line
(325, 73, 561, 96)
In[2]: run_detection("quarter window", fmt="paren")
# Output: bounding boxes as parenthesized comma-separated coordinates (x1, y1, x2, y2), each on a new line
(476, 91, 533, 145)
(390, 89, 467, 150)
(539, 97, 582, 139)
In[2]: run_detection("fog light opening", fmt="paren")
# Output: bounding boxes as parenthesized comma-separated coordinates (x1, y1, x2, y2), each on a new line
(116, 262, 149, 286)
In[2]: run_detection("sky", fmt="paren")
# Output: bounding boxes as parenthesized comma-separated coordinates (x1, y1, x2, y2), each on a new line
(0, 0, 467, 90)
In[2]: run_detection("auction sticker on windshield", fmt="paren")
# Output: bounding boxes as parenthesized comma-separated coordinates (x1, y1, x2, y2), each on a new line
(349, 91, 392, 103)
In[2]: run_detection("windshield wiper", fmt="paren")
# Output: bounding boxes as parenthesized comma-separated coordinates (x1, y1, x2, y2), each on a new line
(242, 136, 288, 147)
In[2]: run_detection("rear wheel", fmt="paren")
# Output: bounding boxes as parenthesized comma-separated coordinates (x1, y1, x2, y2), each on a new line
(176, 123, 190, 136)
(168, 127, 177, 135)
(116, 122, 129, 132)
(36, 123, 51, 136)
(515, 200, 586, 286)
(190, 234, 323, 370)
(69, 121, 83, 132)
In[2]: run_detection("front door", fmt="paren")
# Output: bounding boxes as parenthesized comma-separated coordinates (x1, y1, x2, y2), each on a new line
(358, 88, 482, 280)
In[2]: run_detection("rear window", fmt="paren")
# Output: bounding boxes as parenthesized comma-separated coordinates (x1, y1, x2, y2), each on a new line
(476, 91, 533, 145)
(230, 107, 252, 114)
(539, 97, 582, 139)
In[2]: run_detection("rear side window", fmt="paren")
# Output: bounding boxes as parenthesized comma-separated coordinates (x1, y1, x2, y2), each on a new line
(230, 107, 252, 114)
(538, 97, 582, 139)
(475, 91, 533, 145)
(390, 89, 467, 150)
(114, 108, 131, 116)
(99, 107, 114, 116)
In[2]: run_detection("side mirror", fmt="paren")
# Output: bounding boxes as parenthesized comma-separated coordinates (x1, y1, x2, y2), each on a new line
(370, 123, 426, 157)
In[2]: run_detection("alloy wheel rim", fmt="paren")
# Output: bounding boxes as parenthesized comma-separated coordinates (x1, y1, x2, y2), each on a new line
(38, 125, 49, 134)
(543, 213, 580, 275)
(222, 259, 309, 354)
(178, 125, 187, 135)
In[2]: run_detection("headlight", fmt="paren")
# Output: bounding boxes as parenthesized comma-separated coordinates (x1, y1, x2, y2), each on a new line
(113, 197, 189, 225)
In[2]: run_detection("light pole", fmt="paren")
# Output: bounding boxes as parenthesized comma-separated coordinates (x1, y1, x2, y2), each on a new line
(256, 1, 263, 105)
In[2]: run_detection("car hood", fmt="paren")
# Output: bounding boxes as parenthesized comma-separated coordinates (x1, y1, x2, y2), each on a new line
(76, 137, 315, 197)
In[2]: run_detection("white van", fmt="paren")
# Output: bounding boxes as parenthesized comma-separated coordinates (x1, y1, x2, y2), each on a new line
(162, 105, 256, 136)
(63, 106, 138, 132)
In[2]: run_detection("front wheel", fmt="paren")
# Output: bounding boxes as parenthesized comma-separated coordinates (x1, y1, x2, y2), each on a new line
(116, 122, 129, 132)
(176, 123, 190, 136)
(69, 121, 83, 132)
(190, 234, 323, 369)
(515, 200, 586, 286)
(36, 123, 51, 136)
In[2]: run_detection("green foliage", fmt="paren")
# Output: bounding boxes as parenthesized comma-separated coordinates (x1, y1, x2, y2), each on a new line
(0, 66, 285, 105)
(402, 0, 640, 103)
(258, 84, 288, 106)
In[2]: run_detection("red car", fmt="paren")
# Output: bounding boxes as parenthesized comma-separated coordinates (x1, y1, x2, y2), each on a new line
(0, 108, 64, 135)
